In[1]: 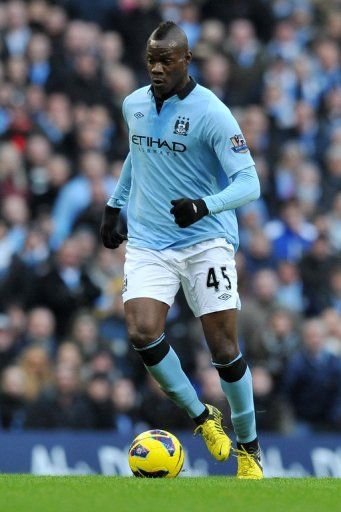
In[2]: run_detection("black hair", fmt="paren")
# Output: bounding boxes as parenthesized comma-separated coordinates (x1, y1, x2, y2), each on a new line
(152, 21, 180, 40)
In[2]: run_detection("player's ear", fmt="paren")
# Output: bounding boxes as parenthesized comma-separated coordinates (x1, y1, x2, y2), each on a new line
(185, 51, 192, 65)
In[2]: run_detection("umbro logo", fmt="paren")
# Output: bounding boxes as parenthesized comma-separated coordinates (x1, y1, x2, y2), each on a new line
(134, 112, 144, 118)
(218, 293, 231, 301)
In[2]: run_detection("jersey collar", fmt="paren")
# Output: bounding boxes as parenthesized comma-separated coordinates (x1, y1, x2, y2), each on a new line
(177, 76, 197, 99)
(149, 76, 197, 101)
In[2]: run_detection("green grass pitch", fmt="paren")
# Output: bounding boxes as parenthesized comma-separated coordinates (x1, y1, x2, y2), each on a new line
(0, 475, 339, 512)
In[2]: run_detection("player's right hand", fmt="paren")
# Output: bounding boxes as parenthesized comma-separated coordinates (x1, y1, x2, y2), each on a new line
(100, 205, 128, 249)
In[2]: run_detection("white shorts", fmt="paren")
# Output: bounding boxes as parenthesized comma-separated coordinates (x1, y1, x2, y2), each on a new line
(122, 238, 241, 317)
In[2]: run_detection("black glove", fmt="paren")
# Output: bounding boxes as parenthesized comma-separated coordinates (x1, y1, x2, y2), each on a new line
(170, 198, 209, 228)
(100, 205, 127, 249)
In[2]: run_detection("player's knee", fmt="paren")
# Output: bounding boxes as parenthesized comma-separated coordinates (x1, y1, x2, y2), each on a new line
(210, 337, 239, 365)
(127, 321, 161, 348)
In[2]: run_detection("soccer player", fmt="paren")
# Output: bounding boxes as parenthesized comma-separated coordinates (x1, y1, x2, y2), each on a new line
(101, 21, 263, 479)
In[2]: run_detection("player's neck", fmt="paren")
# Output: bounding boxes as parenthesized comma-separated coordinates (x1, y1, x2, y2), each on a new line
(155, 75, 190, 101)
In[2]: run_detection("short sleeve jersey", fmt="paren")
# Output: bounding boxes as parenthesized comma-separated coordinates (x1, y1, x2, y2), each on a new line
(120, 80, 254, 251)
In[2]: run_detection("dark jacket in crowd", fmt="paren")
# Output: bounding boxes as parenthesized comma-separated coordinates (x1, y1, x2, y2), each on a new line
(0, 393, 27, 431)
(139, 389, 194, 431)
(35, 266, 101, 336)
(25, 390, 97, 430)
(283, 349, 341, 430)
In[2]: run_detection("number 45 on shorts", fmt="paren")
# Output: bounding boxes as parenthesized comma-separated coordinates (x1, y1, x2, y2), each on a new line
(206, 266, 232, 293)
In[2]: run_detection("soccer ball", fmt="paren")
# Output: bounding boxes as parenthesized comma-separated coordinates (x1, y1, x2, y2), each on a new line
(128, 429, 184, 478)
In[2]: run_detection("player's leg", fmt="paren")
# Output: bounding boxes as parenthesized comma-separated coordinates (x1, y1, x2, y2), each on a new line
(200, 309, 263, 479)
(126, 298, 233, 461)
(122, 246, 206, 421)
(201, 309, 256, 443)
(125, 298, 205, 419)
(182, 239, 262, 475)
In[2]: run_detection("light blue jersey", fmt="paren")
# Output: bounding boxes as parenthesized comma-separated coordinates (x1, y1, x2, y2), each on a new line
(108, 79, 259, 251)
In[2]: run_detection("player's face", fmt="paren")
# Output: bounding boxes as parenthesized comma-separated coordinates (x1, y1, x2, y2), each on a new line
(146, 40, 191, 98)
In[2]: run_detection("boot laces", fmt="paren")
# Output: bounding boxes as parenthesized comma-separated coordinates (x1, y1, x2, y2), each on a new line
(233, 447, 261, 475)
(194, 416, 225, 443)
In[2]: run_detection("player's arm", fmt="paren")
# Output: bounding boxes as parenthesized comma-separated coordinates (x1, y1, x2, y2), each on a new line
(170, 167, 259, 227)
(170, 100, 260, 228)
(100, 152, 132, 249)
(203, 165, 260, 214)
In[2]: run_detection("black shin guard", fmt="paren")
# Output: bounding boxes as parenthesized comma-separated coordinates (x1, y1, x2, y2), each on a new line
(215, 357, 247, 383)
(133, 334, 170, 366)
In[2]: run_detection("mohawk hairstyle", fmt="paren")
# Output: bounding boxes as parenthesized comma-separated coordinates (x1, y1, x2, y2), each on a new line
(153, 21, 179, 40)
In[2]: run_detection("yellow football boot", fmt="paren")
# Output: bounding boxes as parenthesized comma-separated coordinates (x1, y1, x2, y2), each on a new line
(234, 446, 264, 479)
(194, 404, 232, 461)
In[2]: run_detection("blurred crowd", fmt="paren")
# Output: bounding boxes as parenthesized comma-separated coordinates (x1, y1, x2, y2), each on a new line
(0, 0, 340, 436)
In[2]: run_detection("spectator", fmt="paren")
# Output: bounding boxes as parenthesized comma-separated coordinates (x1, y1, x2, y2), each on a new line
(0, 142, 27, 199)
(25, 363, 96, 429)
(35, 238, 101, 336)
(321, 145, 341, 208)
(267, 20, 301, 62)
(0, 227, 50, 310)
(238, 268, 280, 355)
(27, 33, 52, 87)
(314, 38, 340, 93)
(256, 308, 300, 384)
(21, 308, 57, 355)
(201, 54, 230, 105)
(1, 195, 29, 253)
(99, 31, 124, 69)
(70, 312, 102, 360)
(89, 246, 125, 318)
(265, 199, 317, 262)
(0, 314, 18, 372)
(86, 373, 115, 430)
(86, 349, 121, 382)
(322, 308, 341, 356)
(276, 260, 304, 313)
(4, 0, 31, 57)
(225, 19, 265, 106)
(325, 192, 341, 252)
(283, 318, 341, 432)
(252, 366, 289, 433)
(18, 345, 53, 401)
(328, 265, 341, 314)
(299, 235, 336, 315)
(56, 341, 83, 372)
(140, 374, 193, 430)
(29, 154, 71, 215)
(244, 230, 276, 273)
(295, 161, 321, 217)
(51, 151, 115, 247)
(111, 377, 142, 434)
(0, 365, 27, 430)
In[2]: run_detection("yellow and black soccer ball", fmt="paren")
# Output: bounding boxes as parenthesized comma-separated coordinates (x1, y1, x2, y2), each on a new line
(128, 429, 184, 478)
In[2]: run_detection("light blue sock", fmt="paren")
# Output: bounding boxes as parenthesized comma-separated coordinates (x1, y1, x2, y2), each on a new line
(139, 340, 205, 419)
(147, 347, 205, 418)
(217, 358, 257, 443)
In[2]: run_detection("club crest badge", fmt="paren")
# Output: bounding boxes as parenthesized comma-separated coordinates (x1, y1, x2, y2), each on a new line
(230, 134, 249, 153)
(173, 116, 190, 136)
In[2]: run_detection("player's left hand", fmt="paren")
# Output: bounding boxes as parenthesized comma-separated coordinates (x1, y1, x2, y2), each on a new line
(170, 198, 209, 228)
